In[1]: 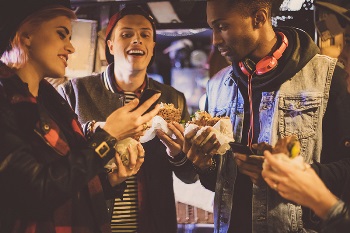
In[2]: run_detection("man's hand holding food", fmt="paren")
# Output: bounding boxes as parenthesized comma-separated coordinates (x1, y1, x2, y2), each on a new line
(184, 127, 221, 171)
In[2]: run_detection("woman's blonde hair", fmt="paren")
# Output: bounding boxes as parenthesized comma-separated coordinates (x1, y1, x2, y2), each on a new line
(0, 6, 76, 69)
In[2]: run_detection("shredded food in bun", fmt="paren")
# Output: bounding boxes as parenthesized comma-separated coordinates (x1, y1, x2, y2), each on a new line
(188, 110, 227, 126)
(157, 103, 182, 123)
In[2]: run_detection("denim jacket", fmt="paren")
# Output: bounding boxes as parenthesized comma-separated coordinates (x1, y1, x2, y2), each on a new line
(205, 54, 337, 233)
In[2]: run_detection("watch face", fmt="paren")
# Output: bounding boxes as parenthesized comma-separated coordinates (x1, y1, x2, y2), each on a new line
(190, 50, 207, 67)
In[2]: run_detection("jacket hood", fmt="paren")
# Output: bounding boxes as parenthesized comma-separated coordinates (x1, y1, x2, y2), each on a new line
(232, 27, 320, 91)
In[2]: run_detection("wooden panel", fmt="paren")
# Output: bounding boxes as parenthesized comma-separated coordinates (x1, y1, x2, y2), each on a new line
(176, 202, 214, 224)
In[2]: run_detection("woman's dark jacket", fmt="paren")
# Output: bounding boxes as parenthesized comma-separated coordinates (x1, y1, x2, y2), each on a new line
(0, 76, 123, 233)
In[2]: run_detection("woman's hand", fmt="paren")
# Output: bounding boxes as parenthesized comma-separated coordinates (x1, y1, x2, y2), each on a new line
(103, 93, 161, 140)
(108, 143, 145, 186)
(262, 151, 338, 219)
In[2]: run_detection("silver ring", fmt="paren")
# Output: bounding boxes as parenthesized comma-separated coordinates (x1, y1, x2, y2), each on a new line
(273, 183, 279, 191)
(138, 155, 145, 159)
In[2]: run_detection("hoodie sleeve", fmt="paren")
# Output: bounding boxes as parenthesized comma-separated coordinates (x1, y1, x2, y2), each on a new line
(321, 64, 350, 164)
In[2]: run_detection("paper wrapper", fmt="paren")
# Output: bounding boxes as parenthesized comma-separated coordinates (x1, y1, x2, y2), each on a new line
(104, 137, 139, 170)
(184, 118, 234, 155)
(139, 116, 173, 143)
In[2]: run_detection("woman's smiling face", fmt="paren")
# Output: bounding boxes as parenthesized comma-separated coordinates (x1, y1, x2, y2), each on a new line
(24, 15, 75, 78)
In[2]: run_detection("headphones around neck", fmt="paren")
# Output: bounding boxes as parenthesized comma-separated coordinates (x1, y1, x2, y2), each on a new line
(238, 32, 289, 76)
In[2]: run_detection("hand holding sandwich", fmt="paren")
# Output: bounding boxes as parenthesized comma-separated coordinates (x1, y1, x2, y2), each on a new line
(156, 122, 185, 157)
(184, 127, 220, 171)
(108, 142, 145, 186)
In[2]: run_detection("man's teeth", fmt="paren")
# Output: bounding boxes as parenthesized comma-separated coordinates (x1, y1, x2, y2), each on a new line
(127, 50, 145, 55)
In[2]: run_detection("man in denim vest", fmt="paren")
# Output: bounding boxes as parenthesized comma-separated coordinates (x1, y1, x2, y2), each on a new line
(184, 0, 350, 232)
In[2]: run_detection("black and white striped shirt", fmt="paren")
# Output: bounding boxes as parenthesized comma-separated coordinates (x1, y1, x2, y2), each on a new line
(111, 92, 139, 233)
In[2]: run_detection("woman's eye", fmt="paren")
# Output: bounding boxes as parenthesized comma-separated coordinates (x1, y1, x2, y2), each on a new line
(57, 31, 66, 39)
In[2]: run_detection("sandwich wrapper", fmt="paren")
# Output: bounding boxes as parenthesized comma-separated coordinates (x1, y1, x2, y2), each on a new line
(140, 116, 173, 143)
(184, 118, 234, 155)
(106, 115, 173, 170)
(104, 137, 139, 170)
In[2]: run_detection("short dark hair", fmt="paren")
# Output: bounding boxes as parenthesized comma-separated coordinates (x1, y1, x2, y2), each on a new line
(209, 0, 274, 18)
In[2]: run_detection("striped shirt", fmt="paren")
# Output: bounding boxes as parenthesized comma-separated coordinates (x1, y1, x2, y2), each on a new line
(111, 92, 139, 233)
(111, 176, 138, 232)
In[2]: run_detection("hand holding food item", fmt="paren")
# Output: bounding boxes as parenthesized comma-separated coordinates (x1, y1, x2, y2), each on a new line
(104, 137, 140, 171)
(260, 135, 305, 170)
(254, 135, 301, 158)
(184, 111, 234, 155)
(140, 102, 183, 143)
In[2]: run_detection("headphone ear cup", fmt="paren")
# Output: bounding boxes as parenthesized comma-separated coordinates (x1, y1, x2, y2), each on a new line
(255, 56, 278, 75)
(239, 61, 252, 76)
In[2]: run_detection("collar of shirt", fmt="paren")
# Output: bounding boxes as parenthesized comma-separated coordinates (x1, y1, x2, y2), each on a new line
(103, 63, 147, 98)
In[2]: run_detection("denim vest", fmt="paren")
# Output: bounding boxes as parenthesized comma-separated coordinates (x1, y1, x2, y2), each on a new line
(206, 54, 337, 233)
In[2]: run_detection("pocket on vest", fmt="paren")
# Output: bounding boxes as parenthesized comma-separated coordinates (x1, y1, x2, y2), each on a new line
(278, 94, 322, 139)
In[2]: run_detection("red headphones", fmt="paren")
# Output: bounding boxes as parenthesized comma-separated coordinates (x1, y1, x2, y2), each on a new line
(238, 32, 288, 76)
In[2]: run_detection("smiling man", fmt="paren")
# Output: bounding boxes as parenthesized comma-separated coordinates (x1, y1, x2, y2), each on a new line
(58, 6, 197, 233)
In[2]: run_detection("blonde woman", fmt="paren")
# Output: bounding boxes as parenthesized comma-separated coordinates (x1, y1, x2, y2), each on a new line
(0, 0, 159, 232)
